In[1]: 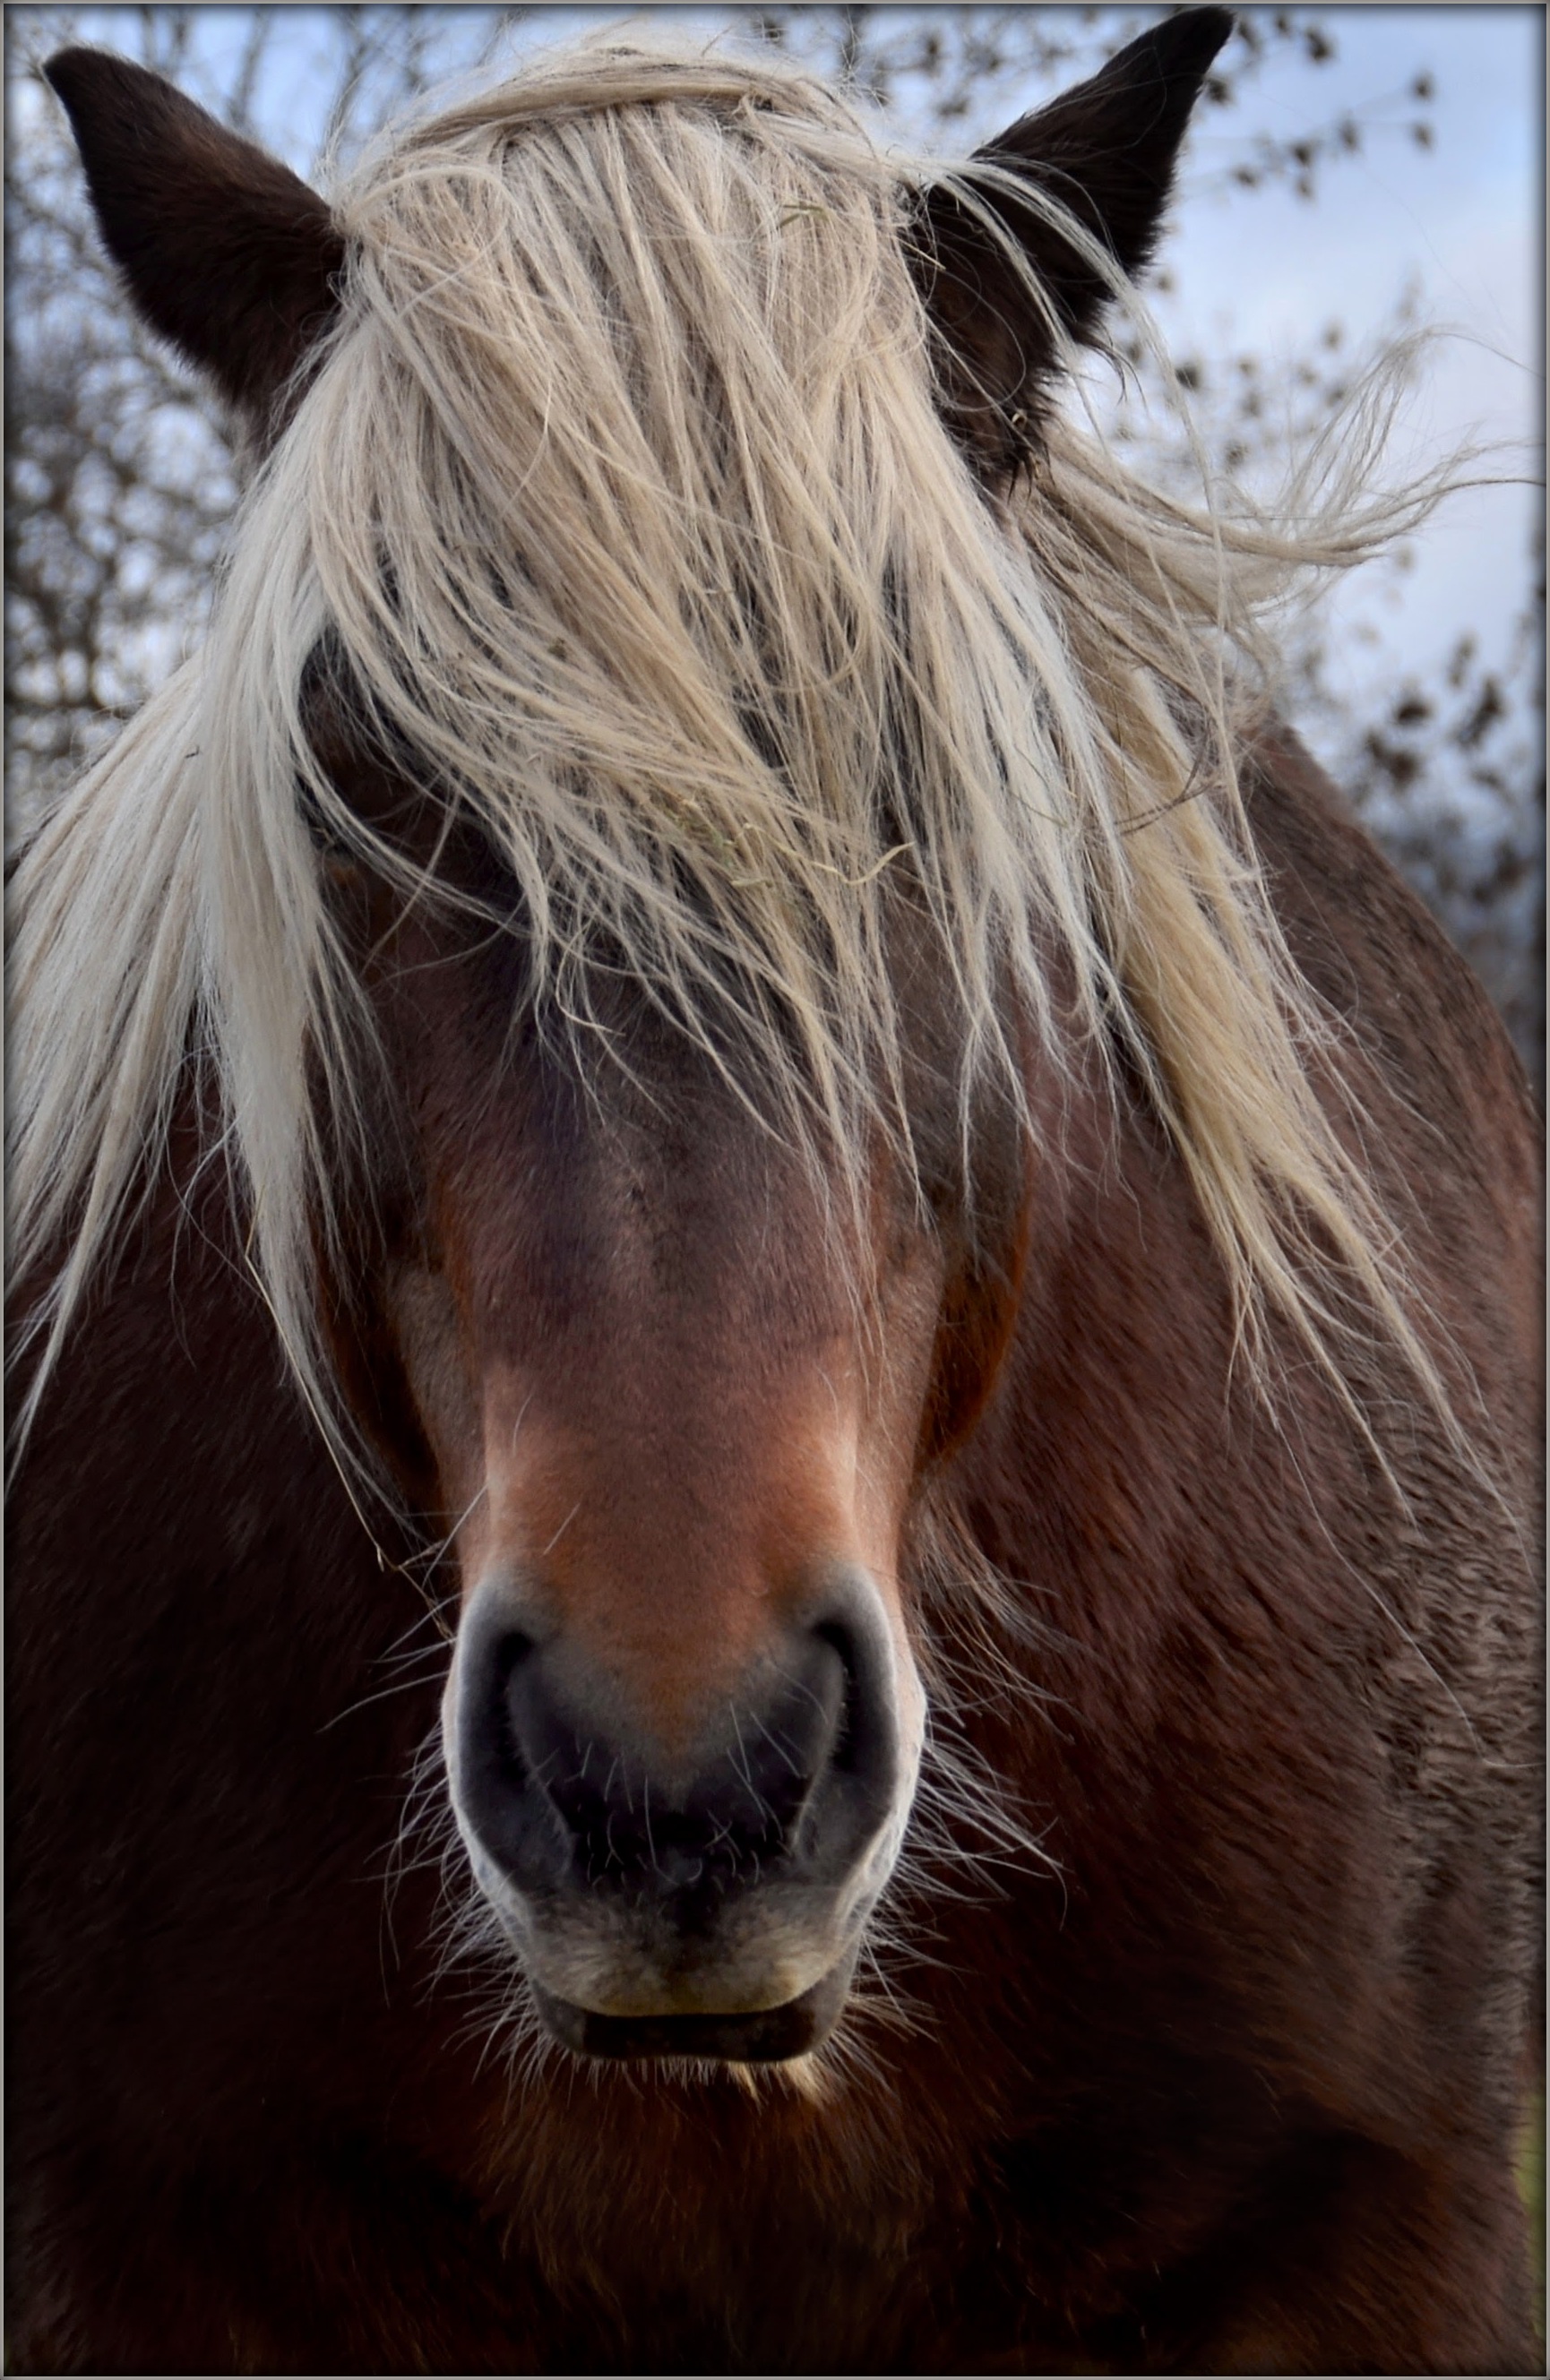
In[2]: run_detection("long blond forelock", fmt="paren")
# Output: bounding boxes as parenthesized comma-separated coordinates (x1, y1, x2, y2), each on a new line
(10, 33, 1468, 1478)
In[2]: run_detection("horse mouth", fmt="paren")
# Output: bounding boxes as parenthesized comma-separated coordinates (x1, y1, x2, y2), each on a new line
(529, 1956, 854, 2063)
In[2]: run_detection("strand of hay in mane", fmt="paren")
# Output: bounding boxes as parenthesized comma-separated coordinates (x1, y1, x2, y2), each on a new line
(6, 33, 1480, 1481)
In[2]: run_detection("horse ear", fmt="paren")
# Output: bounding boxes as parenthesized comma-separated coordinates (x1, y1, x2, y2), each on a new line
(43, 47, 345, 431)
(916, 7, 1234, 480)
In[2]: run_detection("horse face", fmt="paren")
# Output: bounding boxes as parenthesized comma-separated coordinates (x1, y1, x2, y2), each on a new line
(46, 13, 1223, 2063)
(331, 873, 1020, 2063)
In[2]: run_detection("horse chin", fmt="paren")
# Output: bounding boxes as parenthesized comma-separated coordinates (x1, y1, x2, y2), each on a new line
(527, 1951, 859, 2064)
(469, 1866, 877, 2058)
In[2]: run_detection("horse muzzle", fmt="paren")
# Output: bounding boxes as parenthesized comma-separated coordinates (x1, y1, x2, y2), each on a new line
(443, 1568, 920, 2059)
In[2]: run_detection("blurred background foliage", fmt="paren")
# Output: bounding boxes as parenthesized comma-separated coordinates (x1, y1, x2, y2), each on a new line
(5, 4, 1542, 1079)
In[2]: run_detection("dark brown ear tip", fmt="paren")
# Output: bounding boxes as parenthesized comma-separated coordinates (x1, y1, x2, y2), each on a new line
(43, 46, 184, 149)
(44, 46, 140, 106)
(42, 42, 99, 87)
(42, 45, 98, 102)
(1159, 8, 1236, 69)
(43, 49, 199, 271)
(1096, 8, 1234, 107)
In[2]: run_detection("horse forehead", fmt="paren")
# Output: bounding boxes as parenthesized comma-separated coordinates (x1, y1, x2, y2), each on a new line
(377, 913, 908, 1317)
(419, 1018, 851, 1316)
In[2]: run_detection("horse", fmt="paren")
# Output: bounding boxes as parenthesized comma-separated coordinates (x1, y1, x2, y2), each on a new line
(9, 13, 1541, 2372)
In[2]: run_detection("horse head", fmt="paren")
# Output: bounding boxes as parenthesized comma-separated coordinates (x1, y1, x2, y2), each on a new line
(44, 13, 1230, 2063)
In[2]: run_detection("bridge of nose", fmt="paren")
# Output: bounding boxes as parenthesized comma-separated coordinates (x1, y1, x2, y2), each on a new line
(434, 1095, 918, 1757)
(467, 1354, 870, 1754)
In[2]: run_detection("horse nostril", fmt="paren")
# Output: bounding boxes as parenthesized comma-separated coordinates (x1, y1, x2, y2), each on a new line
(488, 1629, 538, 1789)
(455, 1627, 578, 1893)
(726, 1629, 847, 1840)
(813, 1620, 862, 1771)
(789, 1613, 900, 1874)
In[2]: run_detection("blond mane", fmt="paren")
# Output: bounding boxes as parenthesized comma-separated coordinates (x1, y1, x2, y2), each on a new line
(9, 32, 1463, 1469)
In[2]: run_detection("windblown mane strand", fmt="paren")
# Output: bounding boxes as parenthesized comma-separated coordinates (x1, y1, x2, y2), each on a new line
(8, 34, 1468, 1474)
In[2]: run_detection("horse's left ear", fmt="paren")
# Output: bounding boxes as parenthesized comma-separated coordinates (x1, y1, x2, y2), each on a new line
(916, 7, 1234, 480)
(43, 47, 345, 433)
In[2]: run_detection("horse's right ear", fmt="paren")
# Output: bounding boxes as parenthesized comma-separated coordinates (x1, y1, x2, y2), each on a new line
(43, 47, 344, 430)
